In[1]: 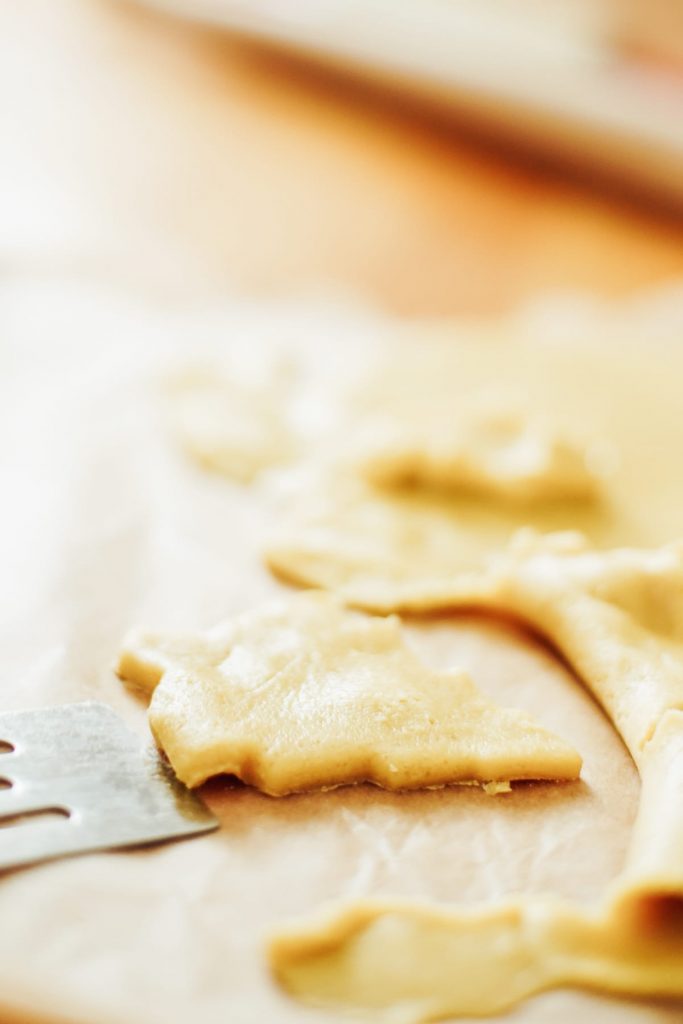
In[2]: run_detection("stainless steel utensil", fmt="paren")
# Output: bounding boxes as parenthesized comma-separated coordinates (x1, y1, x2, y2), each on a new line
(0, 701, 218, 872)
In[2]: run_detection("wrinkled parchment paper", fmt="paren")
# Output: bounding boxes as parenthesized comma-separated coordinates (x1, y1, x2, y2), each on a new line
(1, 277, 682, 1024)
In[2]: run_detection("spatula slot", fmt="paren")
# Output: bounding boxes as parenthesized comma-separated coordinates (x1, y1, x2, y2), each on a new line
(0, 702, 218, 870)
(0, 808, 70, 831)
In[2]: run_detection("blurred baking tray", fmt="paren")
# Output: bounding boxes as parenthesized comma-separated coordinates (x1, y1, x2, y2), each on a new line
(142, 0, 683, 209)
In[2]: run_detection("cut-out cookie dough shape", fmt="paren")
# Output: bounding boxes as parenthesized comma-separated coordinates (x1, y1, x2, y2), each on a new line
(269, 535, 683, 1019)
(166, 365, 297, 483)
(117, 592, 581, 795)
(358, 396, 602, 502)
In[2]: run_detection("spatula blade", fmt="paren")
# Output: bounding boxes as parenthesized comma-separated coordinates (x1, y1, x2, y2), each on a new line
(0, 702, 218, 872)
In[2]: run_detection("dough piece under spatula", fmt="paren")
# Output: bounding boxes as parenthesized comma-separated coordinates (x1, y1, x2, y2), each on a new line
(0, 701, 217, 873)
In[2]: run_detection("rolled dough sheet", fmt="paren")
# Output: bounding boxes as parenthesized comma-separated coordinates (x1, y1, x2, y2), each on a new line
(0, 278, 682, 1024)
(266, 310, 683, 608)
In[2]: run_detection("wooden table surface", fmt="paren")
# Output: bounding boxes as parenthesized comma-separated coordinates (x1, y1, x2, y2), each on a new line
(2, 0, 683, 314)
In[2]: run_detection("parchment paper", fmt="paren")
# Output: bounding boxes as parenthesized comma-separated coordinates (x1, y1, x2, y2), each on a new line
(1, 276, 682, 1024)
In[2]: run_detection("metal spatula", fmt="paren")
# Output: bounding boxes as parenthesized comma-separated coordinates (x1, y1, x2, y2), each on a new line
(0, 702, 218, 872)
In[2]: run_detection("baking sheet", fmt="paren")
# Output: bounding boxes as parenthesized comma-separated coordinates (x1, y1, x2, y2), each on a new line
(1, 276, 682, 1024)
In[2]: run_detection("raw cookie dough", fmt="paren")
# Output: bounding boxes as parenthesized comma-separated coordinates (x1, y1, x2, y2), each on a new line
(263, 474, 616, 615)
(117, 592, 581, 794)
(268, 885, 683, 1021)
(166, 365, 296, 482)
(266, 325, 683, 609)
(265, 481, 490, 613)
(265, 395, 602, 610)
(270, 710, 683, 1021)
(269, 535, 683, 1019)
(359, 395, 601, 502)
(347, 529, 683, 763)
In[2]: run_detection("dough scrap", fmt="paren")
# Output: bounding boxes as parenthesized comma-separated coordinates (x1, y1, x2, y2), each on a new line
(359, 396, 601, 502)
(269, 535, 683, 1019)
(166, 366, 296, 482)
(117, 592, 581, 794)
